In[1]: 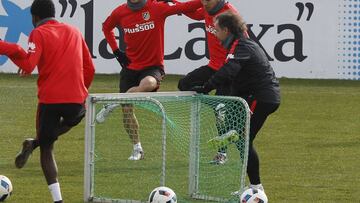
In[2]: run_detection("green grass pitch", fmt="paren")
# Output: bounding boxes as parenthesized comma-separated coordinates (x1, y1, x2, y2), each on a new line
(0, 73, 359, 202)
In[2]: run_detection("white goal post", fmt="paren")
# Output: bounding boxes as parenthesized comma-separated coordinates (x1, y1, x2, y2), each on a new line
(84, 92, 250, 203)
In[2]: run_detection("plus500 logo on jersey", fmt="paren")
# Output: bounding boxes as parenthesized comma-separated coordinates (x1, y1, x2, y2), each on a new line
(123, 21, 155, 34)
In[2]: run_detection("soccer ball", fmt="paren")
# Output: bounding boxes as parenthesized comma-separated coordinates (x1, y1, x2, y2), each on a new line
(0, 175, 13, 202)
(148, 186, 177, 203)
(240, 188, 268, 203)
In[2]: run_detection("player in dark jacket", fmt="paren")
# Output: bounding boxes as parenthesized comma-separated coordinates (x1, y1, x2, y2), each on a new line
(191, 12, 280, 193)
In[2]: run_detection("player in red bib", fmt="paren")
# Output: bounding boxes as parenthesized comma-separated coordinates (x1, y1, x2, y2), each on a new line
(0, 1, 95, 202)
(178, 0, 248, 164)
(96, 0, 202, 161)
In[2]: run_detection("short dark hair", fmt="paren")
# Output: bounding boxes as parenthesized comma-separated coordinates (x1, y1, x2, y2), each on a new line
(215, 12, 247, 38)
(31, 0, 55, 19)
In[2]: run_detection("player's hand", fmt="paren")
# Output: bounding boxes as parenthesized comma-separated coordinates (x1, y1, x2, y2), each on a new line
(190, 83, 213, 94)
(113, 49, 130, 69)
(17, 68, 30, 77)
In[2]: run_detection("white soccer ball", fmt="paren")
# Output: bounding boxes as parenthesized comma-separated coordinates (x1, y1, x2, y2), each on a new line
(240, 188, 268, 203)
(0, 175, 13, 202)
(148, 186, 177, 203)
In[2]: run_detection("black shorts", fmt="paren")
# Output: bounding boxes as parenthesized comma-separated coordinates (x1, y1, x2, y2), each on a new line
(178, 65, 231, 95)
(119, 66, 165, 93)
(36, 103, 86, 146)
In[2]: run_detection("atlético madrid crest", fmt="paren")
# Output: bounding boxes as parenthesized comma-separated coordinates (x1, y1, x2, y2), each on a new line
(142, 11, 150, 21)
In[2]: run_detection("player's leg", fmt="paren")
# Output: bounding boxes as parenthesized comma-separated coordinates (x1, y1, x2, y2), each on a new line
(126, 75, 158, 93)
(209, 102, 242, 165)
(208, 84, 234, 164)
(126, 67, 164, 160)
(15, 104, 42, 168)
(214, 84, 232, 137)
(40, 143, 62, 203)
(213, 84, 232, 136)
(178, 66, 231, 158)
(58, 103, 86, 134)
(126, 66, 164, 93)
(15, 103, 85, 169)
(117, 69, 144, 160)
(209, 102, 229, 164)
(246, 100, 279, 190)
(35, 104, 64, 203)
(40, 103, 85, 203)
(177, 65, 231, 164)
(121, 104, 144, 160)
(95, 103, 120, 123)
(95, 69, 135, 123)
(178, 65, 215, 91)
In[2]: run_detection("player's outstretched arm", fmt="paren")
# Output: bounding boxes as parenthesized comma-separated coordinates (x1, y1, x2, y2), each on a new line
(159, 0, 202, 18)
(157, 0, 204, 20)
(184, 8, 205, 20)
(0, 40, 34, 74)
(0, 40, 25, 59)
(183, 8, 205, 21)
(0, 29, 43, 74)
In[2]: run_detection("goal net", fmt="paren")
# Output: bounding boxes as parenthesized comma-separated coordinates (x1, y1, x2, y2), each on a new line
(84, 92, 250, 203)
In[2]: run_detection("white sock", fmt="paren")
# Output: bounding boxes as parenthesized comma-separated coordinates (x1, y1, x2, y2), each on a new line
(48, 182, 62, 202)
(134, 142, 142, 150)
(250, 183, 264, 191)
